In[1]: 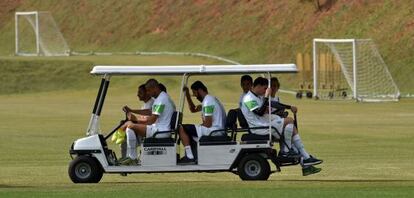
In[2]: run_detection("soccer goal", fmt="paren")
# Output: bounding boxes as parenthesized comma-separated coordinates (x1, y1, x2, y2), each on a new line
(313, 38, 400, 102)
(15, 11, 70, 56)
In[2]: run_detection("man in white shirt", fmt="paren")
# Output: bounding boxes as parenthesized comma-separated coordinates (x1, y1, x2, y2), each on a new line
(178, 81, 226, 163)
(123, 84, 155, 122)
(119, 84, 154, 159)
(239, 75, 253, 108)
(120, 79, 176, 165)
(241, 77, 322, 176)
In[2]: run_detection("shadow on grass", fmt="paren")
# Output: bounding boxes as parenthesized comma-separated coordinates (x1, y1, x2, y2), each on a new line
(280, 179, 414, 183)
(0, 184, 33, 189)
(100, 179, 414, 184)
(101, 180, 215, 184)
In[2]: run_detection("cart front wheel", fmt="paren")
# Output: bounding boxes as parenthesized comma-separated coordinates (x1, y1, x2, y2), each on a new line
(238, 154, 270, 180)
(68, 155, 103, 183)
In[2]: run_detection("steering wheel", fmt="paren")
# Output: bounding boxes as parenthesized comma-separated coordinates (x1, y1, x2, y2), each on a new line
(121, 106, 129, 121)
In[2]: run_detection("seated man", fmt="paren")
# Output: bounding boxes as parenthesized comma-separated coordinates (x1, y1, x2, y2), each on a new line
(241, 77, 322, 176)
(179, 81, 226, 163)
(119, 79, 176, 165)
(239, 75, 253, 108)
(264, 77, 289, 120)
(117, 84, 154, 159)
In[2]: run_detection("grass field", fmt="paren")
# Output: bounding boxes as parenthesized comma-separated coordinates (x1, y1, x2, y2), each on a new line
(0, 56, 414, 197)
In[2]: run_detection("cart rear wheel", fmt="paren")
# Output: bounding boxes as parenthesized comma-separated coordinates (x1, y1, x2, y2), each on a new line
(238, 154, 270, 180)
(68, 155, 103, 183)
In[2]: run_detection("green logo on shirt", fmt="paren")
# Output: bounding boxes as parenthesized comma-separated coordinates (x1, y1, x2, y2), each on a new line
(244, 100, 258, 110)
(153, 104, 165, 114)
(203, 105, 215, 115)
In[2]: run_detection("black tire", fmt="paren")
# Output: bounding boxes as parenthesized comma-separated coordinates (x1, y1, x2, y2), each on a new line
(342, 91, 347, 98)
(296, 92, 303, 99)
(306, 91, 313, 98)
(68, 155, 103, 183)
(238, 154, 271, 181)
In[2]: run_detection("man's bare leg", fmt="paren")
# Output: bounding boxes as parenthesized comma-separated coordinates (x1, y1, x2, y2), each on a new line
(178, 125, 194, 160)
(179, 125, 190, 146)
(121, 122, 147, 163)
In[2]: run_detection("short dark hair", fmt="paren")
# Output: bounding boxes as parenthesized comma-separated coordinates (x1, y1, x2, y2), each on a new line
(271, 77, 280, 87)
(253, 77, 268, 87)
(191, 81, 208, 92)
(138, 84, 146, 91)
(241, 75, 253, 84)
(145, 79, 159, 89)
(158, 83, 167, 93)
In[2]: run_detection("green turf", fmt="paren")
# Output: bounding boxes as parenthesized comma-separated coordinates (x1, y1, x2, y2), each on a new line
(0, 61, 413, 197)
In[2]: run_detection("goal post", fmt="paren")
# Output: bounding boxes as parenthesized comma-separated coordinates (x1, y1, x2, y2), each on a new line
(15, 11, 70, 56)
(313, 38, 400, 102)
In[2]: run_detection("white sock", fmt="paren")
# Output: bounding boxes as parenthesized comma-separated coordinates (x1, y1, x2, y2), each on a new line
(184, 145, 194, 159)
(126, 128, 137, 160)
(293, 134, 310, 160)
(282, 124, 293, 153)
(292, 144, 299, 153)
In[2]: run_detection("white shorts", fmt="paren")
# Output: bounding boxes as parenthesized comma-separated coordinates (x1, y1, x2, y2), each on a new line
(263, 114, 280, 122)
(194, 125, 224, 141)
(270, 116, 285, 138)
(146, 124, 171, 138)
(251, 116, 284, 139)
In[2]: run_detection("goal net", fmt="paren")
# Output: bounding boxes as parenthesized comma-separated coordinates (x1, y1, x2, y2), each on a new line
(15, 11, 70, 56)
(313, 38, 400, 102)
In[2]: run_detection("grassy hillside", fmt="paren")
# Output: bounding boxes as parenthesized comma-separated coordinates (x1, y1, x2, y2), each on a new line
(0, 55, 222, 94)
(0, 0, 413, 94)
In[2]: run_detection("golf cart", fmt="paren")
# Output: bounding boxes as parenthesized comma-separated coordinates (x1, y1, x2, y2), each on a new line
(68, 64, 300, 183)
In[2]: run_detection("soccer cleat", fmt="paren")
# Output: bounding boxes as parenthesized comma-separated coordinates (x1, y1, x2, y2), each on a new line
(120, 157, 140, 166)
(302, 155, 323, 166)
(116, 157, 128, 165)
(111, 130, 119, 143)
(178, 156, 196, 165)
(302, 165, 322, 176)
(115, 129, 126, 145)
(279, 149, 301, 158)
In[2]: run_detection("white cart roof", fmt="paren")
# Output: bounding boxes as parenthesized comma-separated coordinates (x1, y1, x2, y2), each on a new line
(90, 64, 297, 76)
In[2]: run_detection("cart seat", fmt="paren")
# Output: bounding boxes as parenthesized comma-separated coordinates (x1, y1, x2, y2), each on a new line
(236, 108, 274, 144)
(241, 134, 270, 144)
(199, 109, 238, 145)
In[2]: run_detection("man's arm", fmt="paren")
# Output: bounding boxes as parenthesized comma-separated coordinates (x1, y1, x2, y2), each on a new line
(252, 97, 269, 116)
(202, 116, 213, 128)
(135, 114, 158, 125)
(129, 108, 152, 115)
(270, 101, 297, 113)
(184, 87, 201, 113)
(123, 106, 152, 115)
(270, 101, 291, 110)
(244, 93, 268, 116)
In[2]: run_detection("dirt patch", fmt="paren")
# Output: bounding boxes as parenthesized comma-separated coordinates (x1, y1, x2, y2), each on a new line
(0, 0, 23, 28)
